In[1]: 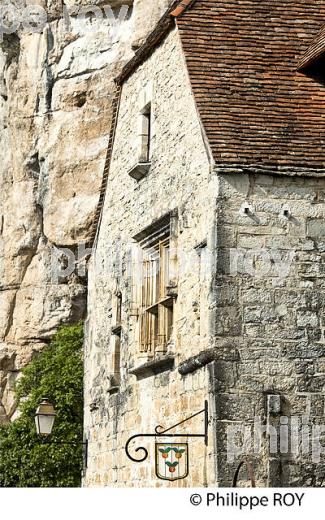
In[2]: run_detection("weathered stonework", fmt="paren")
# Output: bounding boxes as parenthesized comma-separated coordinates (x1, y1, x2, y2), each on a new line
(84, 26, 218, 486)
(84, 2, 325, 487)
(0, 0, 170, 421)
(215, 172, 325, 486)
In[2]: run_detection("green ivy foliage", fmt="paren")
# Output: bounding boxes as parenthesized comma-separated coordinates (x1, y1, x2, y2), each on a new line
(0, 323, 84, 487)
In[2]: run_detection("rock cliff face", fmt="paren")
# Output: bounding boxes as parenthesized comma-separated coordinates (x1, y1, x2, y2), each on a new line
(0, 0, 170, 421)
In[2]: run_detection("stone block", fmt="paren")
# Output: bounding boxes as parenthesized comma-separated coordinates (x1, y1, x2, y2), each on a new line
(307, 219, 325, 238)
(216, 393, 257, 421)
(296, 311, 319, 328)
(297, 375, 325, 392)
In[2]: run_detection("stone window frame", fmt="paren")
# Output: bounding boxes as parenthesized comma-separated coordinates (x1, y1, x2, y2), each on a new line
(128, 82, 154, 181)
(108, 290, 123, 393)
(139, 101, 152, 163)
(139, 233, 172, 355)
(131, 212, 178, 361)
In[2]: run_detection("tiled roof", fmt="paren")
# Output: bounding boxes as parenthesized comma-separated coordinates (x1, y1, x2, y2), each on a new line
(177, 0, 325, 168)
(90, 1, 325, 245)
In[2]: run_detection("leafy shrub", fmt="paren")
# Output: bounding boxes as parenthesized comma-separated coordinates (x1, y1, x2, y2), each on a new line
(0, 323, 84, 487)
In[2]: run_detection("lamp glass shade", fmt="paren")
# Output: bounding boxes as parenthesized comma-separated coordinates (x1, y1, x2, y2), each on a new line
(35, 399, 56, 436)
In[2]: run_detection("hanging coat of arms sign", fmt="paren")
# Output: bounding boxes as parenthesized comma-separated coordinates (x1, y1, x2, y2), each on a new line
(125, 401, 208, 482)
(155, 443, 189, 481)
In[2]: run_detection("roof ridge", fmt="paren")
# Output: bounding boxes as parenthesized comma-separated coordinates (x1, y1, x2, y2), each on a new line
(116, 0, 197, 85)
(171, 0, 197, 18)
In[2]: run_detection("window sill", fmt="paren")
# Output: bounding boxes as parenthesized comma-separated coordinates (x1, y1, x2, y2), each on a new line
(144, 297, 173, 314)
(107, 385, 119, 395)
(111, 324, 122, 335)
(129, 354, 175, 380)
(107, 375, 120, 394)
(128, 161, 151, 181)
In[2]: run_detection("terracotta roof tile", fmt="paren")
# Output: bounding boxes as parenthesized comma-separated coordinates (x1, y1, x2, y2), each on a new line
(177, 0, 325, 168)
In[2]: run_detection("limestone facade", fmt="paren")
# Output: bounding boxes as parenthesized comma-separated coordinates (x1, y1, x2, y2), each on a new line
(84, 8, 325, 487)
(84, 27, 217, 487)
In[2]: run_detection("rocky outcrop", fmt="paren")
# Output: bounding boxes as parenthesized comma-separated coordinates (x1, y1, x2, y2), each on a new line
(0, 0, 170, 421)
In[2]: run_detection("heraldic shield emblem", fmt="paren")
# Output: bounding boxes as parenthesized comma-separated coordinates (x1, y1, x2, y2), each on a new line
(155, 443, 189, 481)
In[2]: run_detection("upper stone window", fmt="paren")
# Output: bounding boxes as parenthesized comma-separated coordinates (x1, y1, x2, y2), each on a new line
(128, 83, 153, 181)
(298, 26, 325, 86)
(139, 102, 152, 163)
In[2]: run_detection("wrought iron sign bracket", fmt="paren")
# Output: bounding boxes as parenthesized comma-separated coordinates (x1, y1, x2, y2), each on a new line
(125, 400, 208, 463)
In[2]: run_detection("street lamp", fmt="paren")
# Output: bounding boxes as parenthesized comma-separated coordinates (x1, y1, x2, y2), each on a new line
(34, 399, 88, 467)
(35, 398, 56, 436)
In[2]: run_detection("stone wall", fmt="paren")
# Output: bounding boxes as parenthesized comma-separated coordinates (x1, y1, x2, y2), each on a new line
(0, 0, 170, 421)
(83, 10, 325, 488)
(215, 172, 325, 486)
(84, 27, 218, 486)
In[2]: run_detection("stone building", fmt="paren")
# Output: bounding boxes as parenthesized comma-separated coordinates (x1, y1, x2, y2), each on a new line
(84, 0, 325, 487)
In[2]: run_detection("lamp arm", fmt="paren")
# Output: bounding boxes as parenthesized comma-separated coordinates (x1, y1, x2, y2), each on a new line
(41, 439, 88, 468)
(43, 441, 87, 447)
